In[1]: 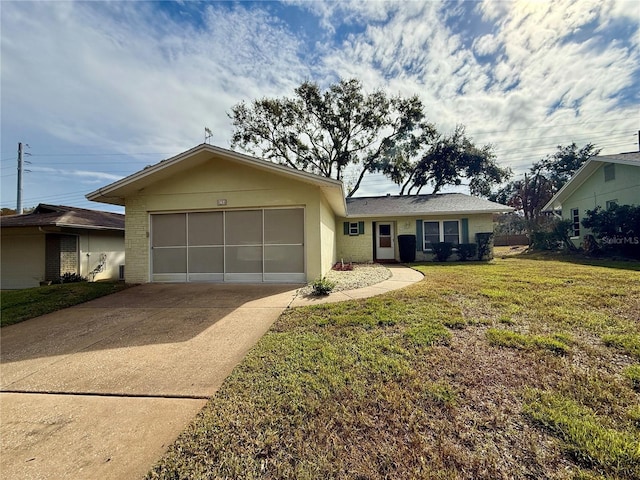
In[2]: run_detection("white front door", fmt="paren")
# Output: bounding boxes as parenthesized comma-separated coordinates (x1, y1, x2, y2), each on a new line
(376, 223, 395, 260)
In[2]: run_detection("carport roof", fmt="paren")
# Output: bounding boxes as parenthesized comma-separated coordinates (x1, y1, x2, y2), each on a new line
(86, 144, 347, 216)
(0, 204, 125, 230)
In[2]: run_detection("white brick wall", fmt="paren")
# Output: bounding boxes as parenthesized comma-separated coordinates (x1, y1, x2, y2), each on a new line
(124, 197, 149, 283)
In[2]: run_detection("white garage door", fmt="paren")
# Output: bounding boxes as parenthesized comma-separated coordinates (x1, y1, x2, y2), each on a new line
(151, 208, 305, 283)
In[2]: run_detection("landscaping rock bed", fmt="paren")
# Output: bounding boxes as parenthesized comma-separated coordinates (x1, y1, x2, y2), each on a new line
(299, 263, 392, 296)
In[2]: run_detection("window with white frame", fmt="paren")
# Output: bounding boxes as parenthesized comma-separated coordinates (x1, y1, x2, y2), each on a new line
(606, 199, 618, 210)
(571, 208, 580, 237)
(423, 220, 460, 250)
(349, 222, 359, 235)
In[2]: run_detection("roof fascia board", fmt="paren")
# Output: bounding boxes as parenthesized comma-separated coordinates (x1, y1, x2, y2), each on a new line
(87, 144, 342, 202)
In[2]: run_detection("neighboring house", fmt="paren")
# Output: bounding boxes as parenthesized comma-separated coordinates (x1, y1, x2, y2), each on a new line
(0, 204, 125, 289)
(86, 144, 511, 284)
(543, 152, 640, 248)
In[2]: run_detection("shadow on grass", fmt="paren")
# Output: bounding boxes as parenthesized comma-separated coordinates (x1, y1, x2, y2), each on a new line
(407, 250, 640, 272)
(510, 251, 640, 272)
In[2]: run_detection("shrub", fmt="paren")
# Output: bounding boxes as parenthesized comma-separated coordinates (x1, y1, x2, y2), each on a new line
(457, 243, 477, 261)
(582, 204, 640, 258)
(476, 232, 494, 260)
(54, 272, 87, 284)
(310, 277, 336, 296)
(430, 242, 453, 262)
(529, 219, 576, 252)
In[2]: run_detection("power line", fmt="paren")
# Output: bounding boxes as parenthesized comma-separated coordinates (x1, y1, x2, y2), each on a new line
(465, 117, 632, 135)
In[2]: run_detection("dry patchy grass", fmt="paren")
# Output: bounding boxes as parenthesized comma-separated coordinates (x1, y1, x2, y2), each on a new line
(148, 257, 640, 480)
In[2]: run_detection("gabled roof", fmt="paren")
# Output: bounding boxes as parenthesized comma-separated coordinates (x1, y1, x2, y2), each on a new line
(86, 143, 347, 216)
(346, 193, 513, 217)
(543, 152, 640, 211)
(0, 204, 125, 230)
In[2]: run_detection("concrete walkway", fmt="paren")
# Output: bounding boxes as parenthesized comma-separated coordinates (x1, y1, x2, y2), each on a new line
(0, 266, 422, 479)
(290, 264, 424, 307)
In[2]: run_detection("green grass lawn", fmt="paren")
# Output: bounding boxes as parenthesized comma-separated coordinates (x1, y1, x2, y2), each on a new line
(1, 282, 130, 327)
(148, 256, 640, 480)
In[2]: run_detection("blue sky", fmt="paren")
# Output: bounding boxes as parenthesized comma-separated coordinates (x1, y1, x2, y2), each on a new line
(1, 0, 639, 213)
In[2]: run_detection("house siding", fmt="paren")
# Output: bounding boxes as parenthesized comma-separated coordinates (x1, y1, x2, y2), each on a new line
(337, 214, 495, 262)
(319, 195, 338, 277)
(561, 162, 640, 247)
(123, 159, 333, 283)
(0, 228, 46, 289)
(0, 227, 124, 289)
(78, 231, 126, 282)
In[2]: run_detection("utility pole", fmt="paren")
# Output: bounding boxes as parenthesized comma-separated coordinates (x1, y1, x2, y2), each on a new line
(17, 142, 23, 214)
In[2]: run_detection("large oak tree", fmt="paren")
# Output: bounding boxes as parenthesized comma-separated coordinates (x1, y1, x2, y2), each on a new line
(229, 79, 508, 197)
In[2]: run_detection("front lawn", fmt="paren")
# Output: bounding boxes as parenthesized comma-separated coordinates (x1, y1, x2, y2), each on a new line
(1, 282, 129, 327)
(148, 257, 640, 480)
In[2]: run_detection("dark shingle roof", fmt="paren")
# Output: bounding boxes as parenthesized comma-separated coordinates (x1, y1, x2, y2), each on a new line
(0, 204, 124, 230)
(346, 193, 512, 217)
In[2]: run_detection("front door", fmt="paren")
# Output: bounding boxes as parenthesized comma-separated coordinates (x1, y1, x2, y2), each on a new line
(376, 223, 395, 260)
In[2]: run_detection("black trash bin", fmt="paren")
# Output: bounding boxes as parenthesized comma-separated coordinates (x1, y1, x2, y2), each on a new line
(398, 234, 416, 262)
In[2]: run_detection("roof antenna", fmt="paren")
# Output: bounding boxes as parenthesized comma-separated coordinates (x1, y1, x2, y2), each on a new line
(204, 127, 213, 144)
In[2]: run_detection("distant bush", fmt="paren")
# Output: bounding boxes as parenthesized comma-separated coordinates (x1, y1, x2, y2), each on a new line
(582, 204, 640, 259)
(528, 219, 578, 253)
(53, 272, 87, 284)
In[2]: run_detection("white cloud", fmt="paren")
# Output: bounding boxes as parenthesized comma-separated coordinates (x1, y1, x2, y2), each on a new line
(1, 1, 308, 156)
(1, 0, 638, 206)
(473, 34, 500, 56)
(31, 166, 122, 181)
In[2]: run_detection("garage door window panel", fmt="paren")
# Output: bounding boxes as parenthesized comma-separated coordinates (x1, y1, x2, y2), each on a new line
(152, 248, 186, 273)
(226, 210, 262, 245)
(188, 246, 224, 273)
(152, 214, 186, 246)
(264, 208, 304, 244)
(265, 245, 304, 273)
(188, 212, 223, 245)
(226, 246, 263, 273)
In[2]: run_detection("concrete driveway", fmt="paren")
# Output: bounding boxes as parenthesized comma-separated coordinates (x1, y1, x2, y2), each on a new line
(0, 283, 300, 480)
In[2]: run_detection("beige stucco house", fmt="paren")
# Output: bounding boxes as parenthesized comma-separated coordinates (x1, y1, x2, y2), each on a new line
(87, 144, 512, 284)
(543, 152, 640, 248)
(0, 204, 125, 289)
